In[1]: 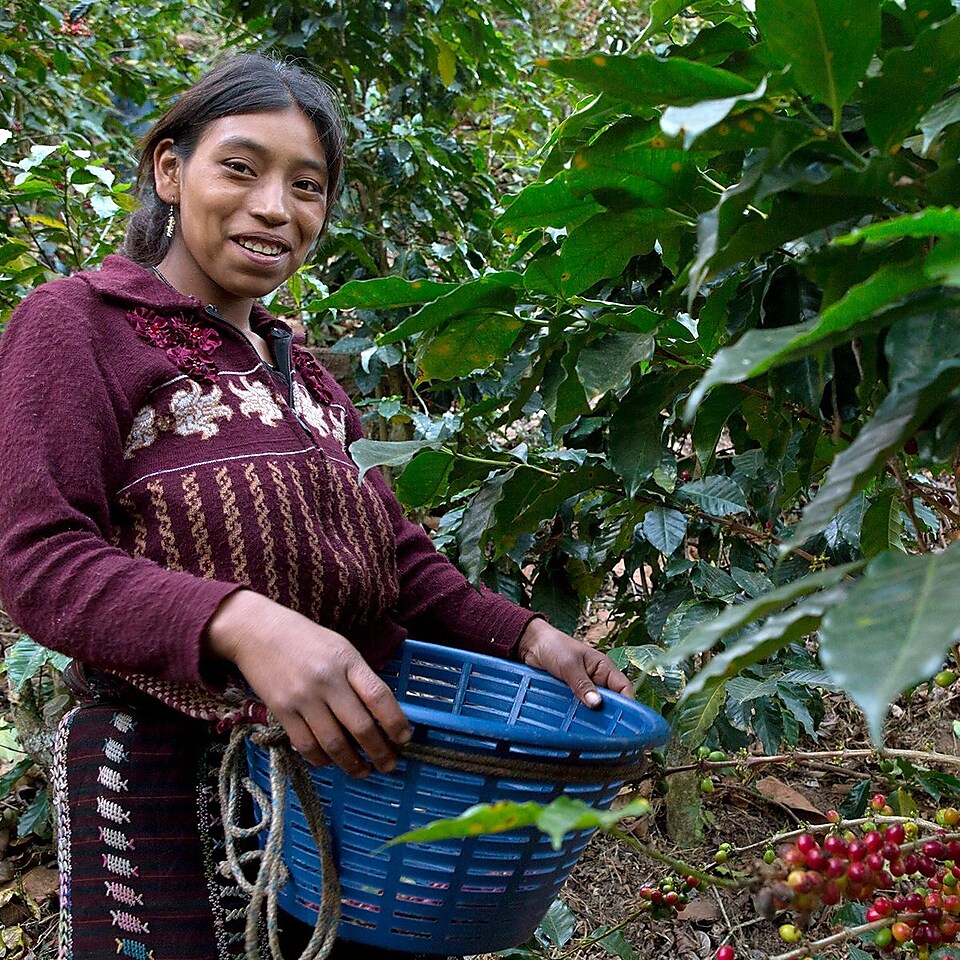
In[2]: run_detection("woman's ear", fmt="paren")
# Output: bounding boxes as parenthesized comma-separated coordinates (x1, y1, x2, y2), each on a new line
(153, 138, 180, 204)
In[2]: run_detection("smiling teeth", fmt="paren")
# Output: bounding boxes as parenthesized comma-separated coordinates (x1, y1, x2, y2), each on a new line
(238, 239, 285, 256)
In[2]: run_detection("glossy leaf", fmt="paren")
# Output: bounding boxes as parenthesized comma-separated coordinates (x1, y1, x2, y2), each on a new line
(787, 360, 960, 546)
(395, 450, 454, 509)
(349, 439, 441, 484)
(676, 476, 748, 517)
(559, 209, 667, 296)
(834, 207, 960, 246)
(661, 76, 768, 148)
(457, 470, 514, 583)
(755, 0, 880, 122)
(862, 14, 960, 151)
(418, 311, 524, 380)
(661, 561, 864, 662)
(686, 257, 931, 416)
(576, 332, 655, 401)
(537, 900, 577, 949)
(609, 370, 698, 496)
(378, 272, 521, 345)
(920, 93, 960, 154)
(640, 0, 685, 40)
(387, 795, 652, 851)
(497, 179, 602, 234)
(671, 676, 727, 750)
(641, 507, 687, 557)
(681, 587, 845, 699)
(820, 541, 960, 743)
(317, 276, 457, 310)
(546, 54, 756, 109)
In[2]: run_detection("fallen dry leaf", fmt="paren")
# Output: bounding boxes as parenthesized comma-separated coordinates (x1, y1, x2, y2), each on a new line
(677, 897, 721, 923)
(21, 865, 58, 903)
(755, 776, 827, 822)
(0, 861, 13, 884)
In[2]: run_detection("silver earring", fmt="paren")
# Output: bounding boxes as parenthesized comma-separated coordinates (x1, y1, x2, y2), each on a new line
(165, 204, 176, 239)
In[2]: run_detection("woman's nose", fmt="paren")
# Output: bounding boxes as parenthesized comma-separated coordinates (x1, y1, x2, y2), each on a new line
(250, 177, 291, 225)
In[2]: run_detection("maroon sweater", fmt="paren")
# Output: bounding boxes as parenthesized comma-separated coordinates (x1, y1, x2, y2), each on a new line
(0, 255, 536, 700)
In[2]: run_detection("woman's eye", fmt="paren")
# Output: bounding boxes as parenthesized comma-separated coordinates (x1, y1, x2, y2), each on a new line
(295, 179, 325, 195)
(225, 160, 253, 175)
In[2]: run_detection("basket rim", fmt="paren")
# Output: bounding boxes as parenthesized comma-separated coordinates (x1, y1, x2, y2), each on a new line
(391, 640, 670, 755)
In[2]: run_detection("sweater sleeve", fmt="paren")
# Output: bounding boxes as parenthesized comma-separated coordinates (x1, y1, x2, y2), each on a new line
(0, 284, 240, 687)
(331, 377, 541, 658)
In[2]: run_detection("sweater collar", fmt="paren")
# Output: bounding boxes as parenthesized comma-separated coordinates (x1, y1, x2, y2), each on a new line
(83, 254, 288, 337)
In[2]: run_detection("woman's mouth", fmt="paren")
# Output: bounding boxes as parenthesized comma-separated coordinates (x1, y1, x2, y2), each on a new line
(233, 236, 289, 258)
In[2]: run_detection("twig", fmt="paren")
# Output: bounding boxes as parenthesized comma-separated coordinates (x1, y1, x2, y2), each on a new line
(609, 827, 745, 890)
(769, 917, 892, 960)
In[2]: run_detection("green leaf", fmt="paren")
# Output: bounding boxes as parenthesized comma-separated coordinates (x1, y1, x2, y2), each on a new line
(661, 561, 864, 662)
(388, 795, 652, 852)
(788, 360, 960, 545)
(609, 369, 698, 497)
(755, 0, 880, 122)
(395, 450, 454, 509)
(546, 54, 756, 110)
(457, 470, 514, 583)
(692, 385, 744, 473)
(378, 272, 521, 345)
(676, 476, 748, 516)
(640, 0, 685, 41)
(497, 179, 602, 234)
(419, 311, 523, 380)
(0, 758, 33, 799)
(530, 562, 580, 635)
(576, 332, 655, 400)
(686, 257, 931, 416)
(641, 507, 687, 557)
(536, 899, 577, 948)
(595, 927, 638, 960)
(860, 488, 904, 558)
(671, 677, 727, 751)
(920, 92, 960, 155)
(681, 587, 845, 699)
(5, 636, 49, 691)
(661, 76, 769, 148)
(349, 439, 441, 484)
(862, 14, 960, 151)
(834, 207, 960, 246)
(819, 540, 960, 743)
(560, 209, 666, 296)
(17, 789, 51, 840)
(319, 276, 458, 310)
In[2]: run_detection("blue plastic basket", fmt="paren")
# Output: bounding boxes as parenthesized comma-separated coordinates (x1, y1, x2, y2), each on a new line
(245, 639, 669, 955)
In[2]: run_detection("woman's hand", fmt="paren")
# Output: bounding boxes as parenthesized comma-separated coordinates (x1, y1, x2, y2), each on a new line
(516, 618, 633, 708)
(205, 590, 412, 777)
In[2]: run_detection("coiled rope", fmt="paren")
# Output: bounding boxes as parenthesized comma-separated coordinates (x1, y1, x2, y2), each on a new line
(218, 720, 649, 960)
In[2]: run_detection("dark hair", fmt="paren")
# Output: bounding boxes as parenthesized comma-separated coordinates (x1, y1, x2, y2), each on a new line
(120, 54, 345, 266)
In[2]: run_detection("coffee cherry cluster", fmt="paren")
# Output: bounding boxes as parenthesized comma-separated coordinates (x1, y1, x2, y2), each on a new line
(638, 874, 702, 920)
(764, 808, 960, 956)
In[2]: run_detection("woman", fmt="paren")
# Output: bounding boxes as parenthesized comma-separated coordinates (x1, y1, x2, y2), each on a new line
(0, 54, 631, 960)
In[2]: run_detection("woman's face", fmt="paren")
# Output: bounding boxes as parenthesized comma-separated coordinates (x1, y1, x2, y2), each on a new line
(154, 107, 328, 308)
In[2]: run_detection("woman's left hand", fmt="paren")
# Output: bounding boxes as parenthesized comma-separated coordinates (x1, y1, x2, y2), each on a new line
(516, 618, 633, 708)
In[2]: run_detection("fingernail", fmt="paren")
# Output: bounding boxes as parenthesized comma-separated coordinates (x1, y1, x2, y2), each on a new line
(585, 691, 602, 708)
(398, 727, 413, 744)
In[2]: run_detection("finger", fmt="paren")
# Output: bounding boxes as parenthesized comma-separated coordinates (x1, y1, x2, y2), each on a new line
(326, 678, 405, 774)
(277, 711, 336, 769)
(586, 653, 634, 699)
(347, 662, 413, 746)
(300, 702, 371, 778)
(558, 654, 604, 709)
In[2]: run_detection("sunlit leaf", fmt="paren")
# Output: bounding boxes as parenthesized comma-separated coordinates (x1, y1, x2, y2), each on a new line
(820, 542, 960, 742)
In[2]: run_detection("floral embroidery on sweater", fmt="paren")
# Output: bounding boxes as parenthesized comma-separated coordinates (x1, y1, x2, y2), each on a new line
(228, 377, 284, 426)
(292, 348, 334, 403)
(294, 382, 347, 445)
(126, 307, 221, 382)
(124, 384, 234, 457)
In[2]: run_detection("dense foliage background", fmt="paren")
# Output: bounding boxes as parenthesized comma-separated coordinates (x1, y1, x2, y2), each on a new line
(4, 0, 960, 878)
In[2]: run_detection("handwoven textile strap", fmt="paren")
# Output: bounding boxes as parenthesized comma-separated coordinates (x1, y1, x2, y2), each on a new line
(402, 740, 647, 785)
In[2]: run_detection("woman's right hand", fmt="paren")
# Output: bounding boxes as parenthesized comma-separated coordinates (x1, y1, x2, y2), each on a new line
(205, 590, 412, 777)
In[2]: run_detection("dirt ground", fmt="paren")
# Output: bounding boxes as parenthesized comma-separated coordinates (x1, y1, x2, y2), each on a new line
(2, 610, 960, 960)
